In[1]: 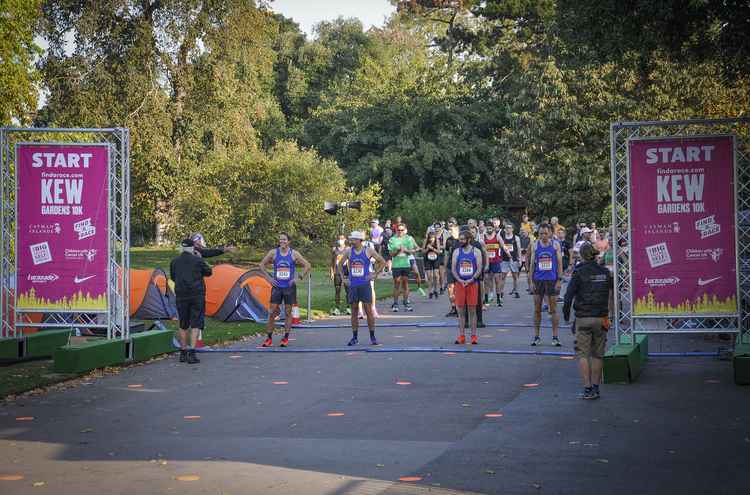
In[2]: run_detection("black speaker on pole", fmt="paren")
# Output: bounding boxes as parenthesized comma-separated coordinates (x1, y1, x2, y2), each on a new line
(324, 201, 340, 215)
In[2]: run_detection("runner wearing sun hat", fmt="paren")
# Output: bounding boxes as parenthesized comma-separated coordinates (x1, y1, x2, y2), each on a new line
(572, 227, 593, 267)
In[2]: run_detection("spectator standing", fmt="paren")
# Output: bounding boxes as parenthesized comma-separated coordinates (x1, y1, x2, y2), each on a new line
(170, 239, 213, 364)
(563, 243, 614, 400)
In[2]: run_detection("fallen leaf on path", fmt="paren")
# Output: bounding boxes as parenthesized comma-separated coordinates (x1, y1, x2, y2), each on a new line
(80, 428, 94, 433)
(15, 416, 34, 421)
(376, 464, 385, 468)
(484, 413, 503, 418)
(175, 475, 200, 481)
(532, 482, 542, 489)
(595, 458, 609, 464)
(485, 470, 496, 475)
(0, 475, 24, 481)
(569, 441, 580, 445)
(127, 384, 143, 389)
(399, 476, 422, 482)
(33, 481, 46, 487)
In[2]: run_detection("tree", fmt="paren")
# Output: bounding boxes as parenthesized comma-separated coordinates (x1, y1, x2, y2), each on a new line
(0, 0, 42, 125)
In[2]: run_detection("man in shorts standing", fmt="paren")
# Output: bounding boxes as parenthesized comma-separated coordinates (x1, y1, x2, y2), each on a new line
(170, 239, 213, 364)
(259, 233, 311, 347)
(330, 234, 349, 315)
(388, 223, 419, 312)
(498, 223, 522, 303)
(443, 223, 461, 317)
(339, 231, 386, 345)
(452, 229, 483, 344)
(529, 224, 564, 346)
(563, 243, 613, 399)
(483, 223, 503, 306)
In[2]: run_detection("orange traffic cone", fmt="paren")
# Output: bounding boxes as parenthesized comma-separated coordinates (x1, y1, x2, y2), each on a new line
(291, 304, 301, 325)
(196, 329, 205, 348)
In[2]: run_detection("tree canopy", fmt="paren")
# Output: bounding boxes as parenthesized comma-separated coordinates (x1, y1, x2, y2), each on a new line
(5, 0, 747, 245)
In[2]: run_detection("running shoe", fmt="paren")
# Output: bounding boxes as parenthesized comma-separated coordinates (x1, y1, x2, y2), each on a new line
(497, 299, 503, 307)
(471, 335, 478, 345)
(445, 308, 458, 317)
(542, 304, 549, 312)
(345, 307, 352, 315)
(187, 350, 200, 364)
(477, 321, 486, 328)
(391, 303, 399, 313)
(428, 292, 433, 299)
(279, 337, 289, 347)
(530, 336, 541, 346)
(347, 336, 358, 346)
(514, 292, 520, 299)
(370, 336, 379, 346)
(552, 337, 562, 347)
(454, 335, 466, 345)
(439, 287, 445, 295)
(179, 350, 187, 362)
(405, 303, 414, 312)
(261, 337, 273, 347)
(418, 287, 427, 297)
(580, 388, 596, 400)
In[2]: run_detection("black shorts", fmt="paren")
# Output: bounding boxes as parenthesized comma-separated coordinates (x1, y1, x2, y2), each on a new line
(534, 280, 559, 297)
(447, 270, 455, 284)
(392, 268, 411, 279)
(177, 296, 205, 330)
(348, 283, 373, 304)
(424, 258, 440, 271)
(271, 286, 297, 305)
(437, 254, 445, 265)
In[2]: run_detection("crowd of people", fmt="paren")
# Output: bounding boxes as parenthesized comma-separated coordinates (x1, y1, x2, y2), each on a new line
(170, 215, 614, 399)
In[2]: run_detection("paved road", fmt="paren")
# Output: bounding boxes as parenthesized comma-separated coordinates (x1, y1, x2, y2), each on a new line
(1, 279, 749, 494)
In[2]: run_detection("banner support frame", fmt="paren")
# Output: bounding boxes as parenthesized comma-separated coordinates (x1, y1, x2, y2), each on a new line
(610, 117, 750, 346)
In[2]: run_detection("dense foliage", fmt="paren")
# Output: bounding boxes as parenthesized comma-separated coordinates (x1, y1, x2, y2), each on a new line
(4, 0, 747, 245)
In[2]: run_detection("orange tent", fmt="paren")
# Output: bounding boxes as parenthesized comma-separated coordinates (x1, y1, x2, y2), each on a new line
(129, 268, 177, 320)
(204, 264, 272, 322)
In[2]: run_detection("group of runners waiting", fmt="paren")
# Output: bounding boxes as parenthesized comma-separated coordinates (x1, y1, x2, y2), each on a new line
(171, 216, 613, 399)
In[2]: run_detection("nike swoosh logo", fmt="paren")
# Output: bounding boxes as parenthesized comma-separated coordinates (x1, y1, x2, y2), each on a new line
(698, 276, 721, 286)
(74, 275, 96, 284)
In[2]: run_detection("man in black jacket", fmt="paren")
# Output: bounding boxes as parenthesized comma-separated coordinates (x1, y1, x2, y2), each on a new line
(170, 239, 213, 364)
(563, 243, 613, 400)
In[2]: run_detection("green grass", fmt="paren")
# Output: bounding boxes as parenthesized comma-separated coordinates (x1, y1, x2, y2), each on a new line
(0, 247, 420, 398)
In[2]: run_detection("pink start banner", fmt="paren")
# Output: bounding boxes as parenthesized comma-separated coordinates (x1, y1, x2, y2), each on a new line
(16, 143, 109, 311)
(629, 135, 737, 316)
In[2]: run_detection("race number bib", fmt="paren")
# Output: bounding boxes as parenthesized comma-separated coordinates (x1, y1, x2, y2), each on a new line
(487, 250, 497, 259)
(350, 261, 365, 277)
(505, 243, 514, 253)
(427, 252, 438, 261)
(276, 266, 291, 280)
(459, 261, 474, 277)
(538, 257, 553, 271)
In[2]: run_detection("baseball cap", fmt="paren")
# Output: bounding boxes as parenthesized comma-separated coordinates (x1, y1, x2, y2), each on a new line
(580, 243, 599, 261)
(181, 238, 194, 248)
(581, 227, 593, 234)
(349, 231, 365, 240)
(371, 219, 379, 224)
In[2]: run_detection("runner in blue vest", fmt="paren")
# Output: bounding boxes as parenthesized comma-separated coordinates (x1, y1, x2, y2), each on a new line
(338, 231, 386, 346)
(259, 233, 311, 347)
(529, 224, 564, 346)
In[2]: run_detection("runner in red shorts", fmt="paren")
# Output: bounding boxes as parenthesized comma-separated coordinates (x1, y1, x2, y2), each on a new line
(451, 229, 483, 345)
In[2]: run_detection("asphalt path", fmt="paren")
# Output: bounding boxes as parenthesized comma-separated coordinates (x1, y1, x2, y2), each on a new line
(1, 278, 749, 494)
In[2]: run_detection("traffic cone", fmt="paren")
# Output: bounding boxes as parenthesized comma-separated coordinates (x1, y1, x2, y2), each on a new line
(195, 329, 205, 348)
(291, 304, 301, 325)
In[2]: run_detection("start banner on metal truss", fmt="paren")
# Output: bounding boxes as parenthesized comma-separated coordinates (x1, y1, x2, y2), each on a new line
(15, 143, 110, 311)
(628, 135, 738, 317)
